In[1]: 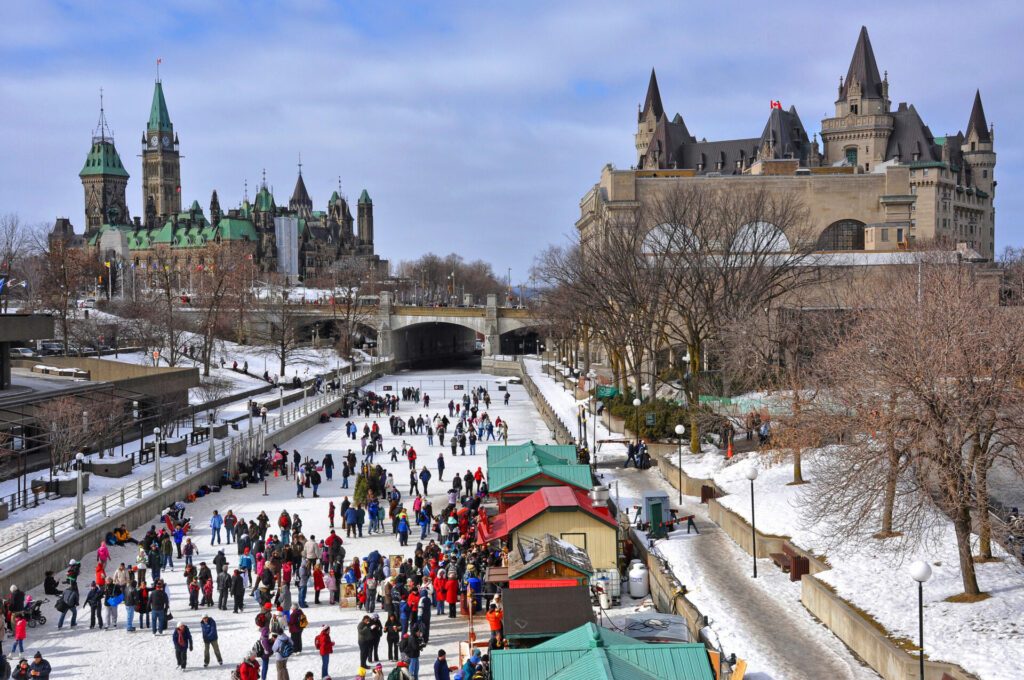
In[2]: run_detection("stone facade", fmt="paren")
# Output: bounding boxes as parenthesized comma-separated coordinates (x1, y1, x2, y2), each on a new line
(626, 26, 996, 258)
(53, 79, 388, 281)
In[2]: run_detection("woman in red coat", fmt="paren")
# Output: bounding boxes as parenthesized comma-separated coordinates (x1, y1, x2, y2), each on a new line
(444, 577, 458, 618)
(313, 564, 326, 604)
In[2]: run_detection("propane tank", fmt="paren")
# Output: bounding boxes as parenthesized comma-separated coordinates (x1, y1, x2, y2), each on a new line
(628, 562, 650, 599)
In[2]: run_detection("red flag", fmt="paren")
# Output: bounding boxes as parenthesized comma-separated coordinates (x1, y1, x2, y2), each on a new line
(157, 58, 162, 65)
(770, 100, 782, 110)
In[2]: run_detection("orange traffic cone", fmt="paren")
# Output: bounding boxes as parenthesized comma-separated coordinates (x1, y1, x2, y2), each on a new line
(726, 439, 734, 459)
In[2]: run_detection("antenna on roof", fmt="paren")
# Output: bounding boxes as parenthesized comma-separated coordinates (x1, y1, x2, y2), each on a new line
(244, 179, 248, 202)
(298, 152, 303, 177)
(261, 168, 267, 188)
(156, 57, 162, 82)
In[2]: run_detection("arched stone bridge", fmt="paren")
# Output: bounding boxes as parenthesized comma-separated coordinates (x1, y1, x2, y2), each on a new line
(261, 292, 541, 364)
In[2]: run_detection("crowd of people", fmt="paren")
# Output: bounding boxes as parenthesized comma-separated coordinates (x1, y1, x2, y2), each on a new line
(4, 384, 512, 680)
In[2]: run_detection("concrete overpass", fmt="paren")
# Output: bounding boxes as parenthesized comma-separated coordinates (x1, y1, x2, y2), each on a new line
(226, 292, 541, 366)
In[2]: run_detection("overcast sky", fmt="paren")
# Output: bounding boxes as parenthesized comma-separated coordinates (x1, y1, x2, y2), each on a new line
(2, 1, 1021, 280)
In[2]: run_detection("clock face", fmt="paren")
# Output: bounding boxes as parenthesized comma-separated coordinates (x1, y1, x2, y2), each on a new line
(149, 136, 159, 148)
(162, 136, 171, 149)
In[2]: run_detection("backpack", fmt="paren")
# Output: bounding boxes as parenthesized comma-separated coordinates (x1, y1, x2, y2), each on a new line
(255, 612, 268, 628)
(298, 613, 308, 629)
(278, 638, 293, 659)
(250, 640, 265, 659)
(387, 669, 405, 680)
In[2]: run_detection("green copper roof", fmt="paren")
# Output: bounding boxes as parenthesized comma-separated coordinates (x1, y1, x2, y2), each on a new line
(148, 81, 173, 133)
(487, 442, 578, 469)
(240, 200, 252, 219)
(491, 624, 714, 680)
(330, 190, 340, 203)
(79, 140, 129, 178)
(488, 464, 592, 494)
(190, 200, 202, 212)
(358, 189, 372, 204)
(217, 218, 257, 241)
(256, 186, 275, 212)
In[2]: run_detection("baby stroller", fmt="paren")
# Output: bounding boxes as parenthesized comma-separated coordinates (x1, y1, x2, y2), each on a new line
(26, 598, 48, 627)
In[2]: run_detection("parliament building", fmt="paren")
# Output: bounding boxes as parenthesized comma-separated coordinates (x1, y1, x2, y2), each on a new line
(581, 27, 997, 258)
(51, 78, 387, 280)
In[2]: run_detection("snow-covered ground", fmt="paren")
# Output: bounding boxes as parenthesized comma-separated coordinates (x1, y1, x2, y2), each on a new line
(712, 451, 1024, 680)
(15, 367, 551, 679)
(524, 359, 880, 680)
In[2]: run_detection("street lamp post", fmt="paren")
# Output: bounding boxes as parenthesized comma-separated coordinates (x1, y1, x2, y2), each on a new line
(561, 357, 568, 391)
(75, 452, 85, 529)
(674, 424, 685, 505)
(81, 410, 89, 457)
(588, 369, 598, 474)
(632, 398, 641, 447)
(909, 561, 932, 680)
(745, 466, 759, 578)
(153, 427, 163, 490)
(279, 386, 285, 428)
(208, 411, 216, 463)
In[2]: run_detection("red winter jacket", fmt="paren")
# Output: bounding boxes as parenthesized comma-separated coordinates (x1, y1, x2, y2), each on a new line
(238, 660, 260, 680)
(445, 580, 459, 604)
(314, 630, 335, 655)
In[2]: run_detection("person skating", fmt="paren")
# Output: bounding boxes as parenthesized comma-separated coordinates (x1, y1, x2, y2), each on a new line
(288, 604, 307, 653)
(210, 510, 224, 545)
(271, 632, 293, 680)
(313, 625, 333, 679)
(231, 569, 247, 613)
(200, 615, 223, 667)
(84, 580, 104, 629)
(150, 581, 169, 634)
(171, 622, 194, 670)
(56, 580, 79, 629)
(433, 649, 451, 680)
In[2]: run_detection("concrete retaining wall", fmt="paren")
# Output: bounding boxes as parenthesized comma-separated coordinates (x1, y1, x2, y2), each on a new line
(596, 394, 980, 680)
(521, 368, 575, 445)
(629, 528, 707, 642)
(479, 357, 524, 377)
(0, 361, 391, 598)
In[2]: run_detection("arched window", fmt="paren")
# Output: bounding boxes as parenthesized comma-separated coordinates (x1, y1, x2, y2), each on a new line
(734, 222, 791, 252)
(643, 223, 699, 254)
(817, 219, 866, 251)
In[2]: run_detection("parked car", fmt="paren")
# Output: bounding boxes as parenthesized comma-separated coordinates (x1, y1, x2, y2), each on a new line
(8, 347, 36, 359)
(78, 298, 97, 309)
(38, 341, 64, 356)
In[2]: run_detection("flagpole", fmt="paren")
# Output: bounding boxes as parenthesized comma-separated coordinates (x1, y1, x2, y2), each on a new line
(108, 264, 112, 299)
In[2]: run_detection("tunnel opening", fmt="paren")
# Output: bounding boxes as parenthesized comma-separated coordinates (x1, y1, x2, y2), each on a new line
(392, 322, 482, 369)
(498, 327, 542, 356)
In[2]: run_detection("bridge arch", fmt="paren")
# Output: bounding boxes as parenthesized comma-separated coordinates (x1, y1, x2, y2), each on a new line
(389, 320, 483, 367)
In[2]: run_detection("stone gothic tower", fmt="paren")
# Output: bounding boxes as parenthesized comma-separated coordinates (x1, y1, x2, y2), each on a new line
(357, 189, 374, 251)
(141, 79, 181, 220)
(80, 99, 130, 232)
(820, 26, 894, 171)
(635, 69, 665, 165)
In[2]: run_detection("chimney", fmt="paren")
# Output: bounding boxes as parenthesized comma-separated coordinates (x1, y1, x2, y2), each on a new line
(589, 485, 610, 507)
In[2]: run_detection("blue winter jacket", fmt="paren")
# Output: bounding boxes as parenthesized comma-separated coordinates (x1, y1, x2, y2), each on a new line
(200, 618, 218, 641)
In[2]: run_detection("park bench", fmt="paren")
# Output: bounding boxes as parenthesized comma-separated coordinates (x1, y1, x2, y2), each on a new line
(769, 544, 810, 582)
(189, 427, 210, 445)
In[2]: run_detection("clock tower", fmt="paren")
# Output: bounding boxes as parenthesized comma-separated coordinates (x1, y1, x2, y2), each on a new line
(141, 78, 181, 223)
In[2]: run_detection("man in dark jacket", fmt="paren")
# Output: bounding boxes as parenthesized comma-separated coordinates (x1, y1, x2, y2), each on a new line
(433, 649, 451, 680)
(57, 582, 79, 629)
(356, 615, 374, 669)
(29, 653, 52, 680)
(84, 581, 104, 629)
(200, 615, 223, 667)
(230, 569, 246, 613)
(150, 583, 169, 634)
(171, 622, 193, 669)
(401, 630, 424, 680)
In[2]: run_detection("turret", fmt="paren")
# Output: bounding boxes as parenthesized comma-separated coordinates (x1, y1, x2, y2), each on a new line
(209, 190, 221, 226)
(80, 93, 130, 231)
(635, 69, 665, 165)
(141, 78, 182, 219)
(357, 189, 374, 250)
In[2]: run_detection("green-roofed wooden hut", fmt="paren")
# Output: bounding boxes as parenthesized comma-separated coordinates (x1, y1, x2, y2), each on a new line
(487, 441, 592, 510)
(491, 622, 715, 680)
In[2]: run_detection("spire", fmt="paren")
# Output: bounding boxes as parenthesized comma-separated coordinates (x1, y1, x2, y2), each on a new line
(358, 189, 372, 205)
(641, 68, 665, 121)
(148, 80, 173, 133)
(840, 26, 883, 100)
(966, 89, 991, 144)
(93, 88, 113, 142)
(290, 172, 312, 212)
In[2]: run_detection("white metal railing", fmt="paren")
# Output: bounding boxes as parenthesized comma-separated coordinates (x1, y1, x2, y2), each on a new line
(0, 364, 375, 565)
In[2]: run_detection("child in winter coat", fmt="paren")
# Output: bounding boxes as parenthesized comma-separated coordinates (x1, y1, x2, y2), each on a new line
(202, 578, 214, 607)
(188, 581, 200, 610)
(96, 541, 110, 566)
(11, 613, 27, 655)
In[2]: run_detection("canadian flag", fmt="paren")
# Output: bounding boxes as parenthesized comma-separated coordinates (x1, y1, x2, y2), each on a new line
(770, 100, 782, 110)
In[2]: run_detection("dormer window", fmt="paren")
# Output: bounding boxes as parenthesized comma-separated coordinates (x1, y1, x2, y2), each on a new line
(850, 104, 859, 115)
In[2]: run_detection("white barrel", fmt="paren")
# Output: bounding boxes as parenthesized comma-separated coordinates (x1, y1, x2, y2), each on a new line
(627, 562, 649, 598)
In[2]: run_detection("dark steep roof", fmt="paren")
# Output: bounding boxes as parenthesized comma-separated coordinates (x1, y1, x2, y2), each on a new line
(841, 26, 884, 100)
(290, 173, 312, 210)
(502, 585, 595, 639)
(885, 103, 940, 163)
(640, 68, 664, 122)
(967, 90, 991, 143)
(758, 106, 811, 163)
